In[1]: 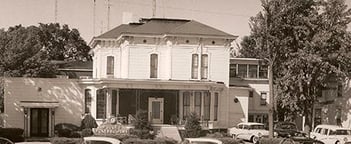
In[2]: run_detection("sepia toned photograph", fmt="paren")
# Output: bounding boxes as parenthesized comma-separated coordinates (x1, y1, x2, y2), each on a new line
(1, 0, 351, 144)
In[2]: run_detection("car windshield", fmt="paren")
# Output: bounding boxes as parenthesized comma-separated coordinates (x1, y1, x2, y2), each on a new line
(249, 125, 265, 130)
(330, 130, 351, 135)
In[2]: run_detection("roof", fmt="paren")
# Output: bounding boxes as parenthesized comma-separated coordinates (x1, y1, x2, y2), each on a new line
(95, 18, 237, 39)
(57, 61, 93, 71)
(315, 125, 351, 131)
(238, 122, 265, 126)
(184, 138, 222, 144)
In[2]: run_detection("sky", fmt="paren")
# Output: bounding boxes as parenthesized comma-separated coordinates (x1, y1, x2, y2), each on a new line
(0, 0, 351, 43)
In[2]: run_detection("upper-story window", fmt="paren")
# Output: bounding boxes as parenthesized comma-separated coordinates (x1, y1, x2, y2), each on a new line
(191, 54, 199, 79)
(106, 56, 114, 76)
(84, 89, 92, 113)
(201, 54, 208, 79)
(237, 64, 247, 78)
(150, 54, 158, 78)
(229, 64, 237, 77)
(230, 63, 268, 79)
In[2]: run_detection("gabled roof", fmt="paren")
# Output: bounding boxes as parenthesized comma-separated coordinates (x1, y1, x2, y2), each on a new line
(95, 18, 237, 39)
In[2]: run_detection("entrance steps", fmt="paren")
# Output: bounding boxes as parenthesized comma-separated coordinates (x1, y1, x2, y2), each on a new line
(153, 124, 182, 142)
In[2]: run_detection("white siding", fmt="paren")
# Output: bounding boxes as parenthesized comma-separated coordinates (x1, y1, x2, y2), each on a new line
(171, 46, 193, 80)
(4, 78, 84, 128)
(128, 46, 153, 79)
(208, 47, 230, 86)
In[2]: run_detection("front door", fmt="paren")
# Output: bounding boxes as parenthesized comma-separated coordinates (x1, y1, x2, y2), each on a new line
(148, 97, 164, 124)
(30, 108, 49, 137)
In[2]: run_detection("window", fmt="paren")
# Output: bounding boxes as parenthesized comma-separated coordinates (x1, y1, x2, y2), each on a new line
(194, 92, 202, 116)
(237, 64, 247, 78)
(150, 54, 158, 78)
(260, 92, 267, 105)
(229, 64, 237, 78)
(248, 114, 254, 122)
(259, 65, 268, 78)
(248, 65, 258, 78)
(84, 89, 92, 113)
(238, 124, 243, 129)
(203, 92, 211, 121)
(106, 56, 114, 75)
(111, 90, 118, 117)
(96, 90, 106, 119)
(191, 54, 199, 79)
(214, 92, 219, 121)
(201, 54, 208, 79)
(338, 83, 343, 97)
(183, 92, 191, 119)
(249, 90, 253, 97)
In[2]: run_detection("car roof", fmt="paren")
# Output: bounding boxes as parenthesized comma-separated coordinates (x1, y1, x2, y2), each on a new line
(84, 136, 121, 144)
(315, 125, 351, 131)
(238, 122, 264, 126)
(185, 138, 222, 144)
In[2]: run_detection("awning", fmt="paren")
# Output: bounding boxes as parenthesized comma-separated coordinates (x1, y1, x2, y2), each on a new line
(19, 101, 60, 108)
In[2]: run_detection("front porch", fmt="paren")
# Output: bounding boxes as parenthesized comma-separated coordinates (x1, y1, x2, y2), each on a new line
(81, 79, 225, 129)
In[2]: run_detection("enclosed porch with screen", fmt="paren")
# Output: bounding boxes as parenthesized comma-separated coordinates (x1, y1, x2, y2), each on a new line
(84, 88, 221, 128)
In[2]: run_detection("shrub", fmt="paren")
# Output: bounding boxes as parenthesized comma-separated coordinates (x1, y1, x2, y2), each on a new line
(50, 137, 83, 144)
(81, 113, 98, 129)
(54, 123, 80, 138)
(81, 128, 93, 137)
(130, 110, 155, 139)
(184, 112, 202, 138)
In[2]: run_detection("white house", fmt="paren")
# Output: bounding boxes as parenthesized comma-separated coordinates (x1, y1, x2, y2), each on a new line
(3, 18, 244, 137)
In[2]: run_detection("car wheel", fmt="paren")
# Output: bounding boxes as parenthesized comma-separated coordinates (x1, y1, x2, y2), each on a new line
(251, 136, 259, 144)
(335, 141, 340, 144)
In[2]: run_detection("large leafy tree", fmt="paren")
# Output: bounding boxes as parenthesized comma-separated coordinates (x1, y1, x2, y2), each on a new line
(0, 23, 91, 77)
(241, 0, 351, 127)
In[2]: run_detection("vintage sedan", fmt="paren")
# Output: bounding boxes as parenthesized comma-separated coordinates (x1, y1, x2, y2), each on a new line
(310, 125, 351, 144)
(227, 122, 268, 144)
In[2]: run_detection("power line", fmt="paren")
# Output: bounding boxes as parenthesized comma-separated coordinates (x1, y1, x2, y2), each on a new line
(113, 0, 252, 18)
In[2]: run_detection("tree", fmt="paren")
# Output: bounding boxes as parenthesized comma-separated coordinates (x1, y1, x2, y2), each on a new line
(241, 0, 351, 136)
(238, 35, 259, 58)
(184, 112, 202, 138)
(0, 23, 91, 78)
(130, 110, 155, 139)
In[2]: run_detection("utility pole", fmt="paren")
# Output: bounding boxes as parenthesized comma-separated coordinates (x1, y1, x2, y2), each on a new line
(152, 0, 156, 17)
(54, 0, 58, 23)
(268, 60, 274, 138)
(93, 0, 96, 36)
(107, 0, 111, 31)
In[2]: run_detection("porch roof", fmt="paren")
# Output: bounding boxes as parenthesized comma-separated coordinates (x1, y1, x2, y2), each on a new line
(19, 101, 59, 108)
(78, 79, 226, 91)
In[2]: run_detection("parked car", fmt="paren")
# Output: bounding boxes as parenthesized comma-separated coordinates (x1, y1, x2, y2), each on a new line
(274, 122, 305, 138)
(0, 137, 14, 144)
(83, 136, 121, 144)
(227, 122, 268, 144)
(310, 125, 351, 144)
(182, 138, 222, 144)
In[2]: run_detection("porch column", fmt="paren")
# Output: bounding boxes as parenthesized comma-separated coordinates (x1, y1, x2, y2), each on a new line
(90, 88, 97, 119)
(210, 91, 215, 121)
(106, 89, 112, 118)
(23, 108, 29, 138)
